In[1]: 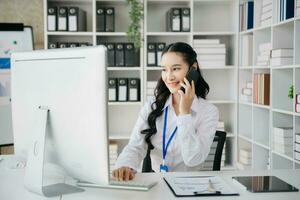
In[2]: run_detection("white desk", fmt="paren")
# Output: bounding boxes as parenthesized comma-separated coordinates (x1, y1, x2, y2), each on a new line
(1, 155, 300, 200)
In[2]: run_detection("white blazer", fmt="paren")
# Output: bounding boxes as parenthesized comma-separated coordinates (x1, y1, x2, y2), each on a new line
(114, 95, 219, 172)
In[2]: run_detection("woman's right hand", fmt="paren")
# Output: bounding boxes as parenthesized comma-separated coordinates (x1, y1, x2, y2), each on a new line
(112, 167, 135, 181)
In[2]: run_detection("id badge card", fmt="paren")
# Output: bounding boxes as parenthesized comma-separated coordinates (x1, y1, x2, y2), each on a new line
(160, 164, 168, 172)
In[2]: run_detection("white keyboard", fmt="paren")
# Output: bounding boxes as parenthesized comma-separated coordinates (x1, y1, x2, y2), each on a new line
(77, 180, 157, 191)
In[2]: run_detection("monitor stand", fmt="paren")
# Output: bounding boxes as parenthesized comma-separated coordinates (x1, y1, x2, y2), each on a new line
(24, 106, 84, 197)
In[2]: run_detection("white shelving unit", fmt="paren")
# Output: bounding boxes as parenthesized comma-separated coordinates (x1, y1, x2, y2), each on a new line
(238, 0, 300, 170)
(43, 0, 240, 170)
(0, 0, 239, 167)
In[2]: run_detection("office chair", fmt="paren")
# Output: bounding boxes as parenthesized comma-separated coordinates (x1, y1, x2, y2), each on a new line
(211, 130, 227, 171)
(142, 130, 227, 172)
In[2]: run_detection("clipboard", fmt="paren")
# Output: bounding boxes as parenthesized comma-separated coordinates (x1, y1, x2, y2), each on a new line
(163, 175, 239, 197)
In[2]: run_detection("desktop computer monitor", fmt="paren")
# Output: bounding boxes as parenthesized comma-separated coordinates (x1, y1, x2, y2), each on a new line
(11, 46, 109, 196)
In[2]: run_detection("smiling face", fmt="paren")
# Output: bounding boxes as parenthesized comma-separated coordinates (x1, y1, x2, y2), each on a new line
(160, 52, 189, 94)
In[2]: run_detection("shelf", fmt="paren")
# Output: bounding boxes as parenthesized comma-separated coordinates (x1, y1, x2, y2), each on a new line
(272, 108, 294, 116)
(193, 31, 236, 35)
(146, 67, 162, 71)
(47, 32, 93, 36)
(239, 66, 253, 70)
(222, 165, 236, 171)
(252, 65, 270, 69)
(253, 141, 270, 150)
(146, 32, 191, 36)
(238, 135, 252, 143)
(96, 32, 127, 36)
(240, 29, 254, 35)
(271, 65, 294, 69)
(273, 18, 295, 28)
(108, 102, 142, 106)
(253, 103, 270, 110)
(109, 135, 130, 140)
(272, 150, 294, 162)
(107, 67, 141, 71)
(253, 25, 271, 32)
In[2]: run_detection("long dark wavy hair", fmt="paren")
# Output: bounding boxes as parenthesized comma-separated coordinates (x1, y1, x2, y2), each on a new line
(141, 42, 210, 150)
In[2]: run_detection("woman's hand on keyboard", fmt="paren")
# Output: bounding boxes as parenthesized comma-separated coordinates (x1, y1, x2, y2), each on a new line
(112, 167, 135, 181)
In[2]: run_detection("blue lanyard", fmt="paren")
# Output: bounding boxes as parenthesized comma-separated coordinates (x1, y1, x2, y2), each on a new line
(162, 106, 178, 162)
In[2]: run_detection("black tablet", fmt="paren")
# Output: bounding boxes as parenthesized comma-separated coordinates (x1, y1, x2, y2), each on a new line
(232, 176, 299, 193)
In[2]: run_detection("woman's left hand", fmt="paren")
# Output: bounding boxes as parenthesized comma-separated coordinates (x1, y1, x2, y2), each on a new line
(177, 78, 195, 115)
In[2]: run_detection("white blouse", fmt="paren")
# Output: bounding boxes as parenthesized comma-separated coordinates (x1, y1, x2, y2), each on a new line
(114, 95, 219, 172)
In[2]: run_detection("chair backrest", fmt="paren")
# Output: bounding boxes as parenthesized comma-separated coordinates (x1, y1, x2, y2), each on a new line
(212, 130, 227, 171)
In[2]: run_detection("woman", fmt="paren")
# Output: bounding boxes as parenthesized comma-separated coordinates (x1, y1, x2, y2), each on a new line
(112, 42, 219, 181)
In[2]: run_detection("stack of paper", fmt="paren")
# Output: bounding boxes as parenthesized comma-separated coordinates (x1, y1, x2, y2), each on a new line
(241, 35, 253, 66)
(271, 48, 293, 66)
(295, 133, 300, 161)
(146, 81, 156, 101)
(256, 42, 271, 66)
(193, 39, 226, 67)
(237, 148, 251, 170)
(273, 127, 293, 157)
(216, 121, 225, 132)
(240, 81, 252, 102)
(109, 141, 118, 174)
(260, 0, 272, 27)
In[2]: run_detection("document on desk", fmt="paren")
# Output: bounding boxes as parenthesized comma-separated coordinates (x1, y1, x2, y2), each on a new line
(164, 175, 239, 197)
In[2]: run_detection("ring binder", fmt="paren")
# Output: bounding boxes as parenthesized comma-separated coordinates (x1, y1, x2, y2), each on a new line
(96, 7, 105, 32)
(68, 7, 87, 32)
(105, 8, 115, 32)
(47, 7, 57, 31)
(58, 7, 68, 31)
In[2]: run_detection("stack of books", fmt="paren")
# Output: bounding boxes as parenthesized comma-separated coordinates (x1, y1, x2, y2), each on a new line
(256, 42, 271, 66)
(240, 81, 252, 103)
(239, 1, 254, 31)
(260, 0, 272, 27)
(193, 39, 226, 67)
(201, 142, 226, 171)
(216, 121, 225, 132)
(295, 133, 300, 161)
(278, 0, 295, 22)
(146, 81, 156, 101)
(271, 48, 293, 66)
(109, 141, 118, 173)
(238, 148, 251, 170)
(273, 127, 293, 157)
(241, 35, 253, 66)
(297, 0, 300, 17)
(296, 94, 300, 113)
(253, 73, 270, 105)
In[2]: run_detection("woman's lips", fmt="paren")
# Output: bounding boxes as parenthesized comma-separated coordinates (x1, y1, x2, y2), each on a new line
(167, 82, 179, 88)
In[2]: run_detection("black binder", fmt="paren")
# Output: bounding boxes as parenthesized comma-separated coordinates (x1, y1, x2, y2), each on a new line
(69, 43, 79, 48)
(96, 7, 105, 32)
(166, 8, 181, 32)
(147, 43, 157, 66)
(58, 7, 68, 31)
(156, 43, 166, 66)
(68, 7, 87, 32)
(106, 43, 115, 67)
(128, 78, 140, 101)
(108, 78, 118, 102)
(124, 43, 138, 67)
(117, 78, 128, 101)
(105, 8, 115, 32)
(58, 42, 68, 48)
(47, 7, 57, 31)
(181, 8, 190, 32)
(48, 42, 58, 49)
(115, 43, 125, 67)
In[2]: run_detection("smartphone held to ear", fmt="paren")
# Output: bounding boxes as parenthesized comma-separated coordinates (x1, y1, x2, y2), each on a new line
(181, 67, 200, 92)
